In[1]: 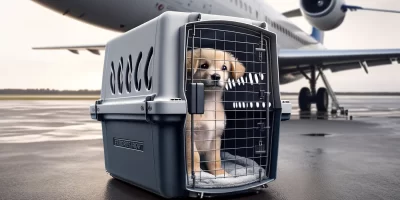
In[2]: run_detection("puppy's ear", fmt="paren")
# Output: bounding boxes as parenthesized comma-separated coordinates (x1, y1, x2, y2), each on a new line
(186, 49, 199, 76)
(229, 55, 246, 80)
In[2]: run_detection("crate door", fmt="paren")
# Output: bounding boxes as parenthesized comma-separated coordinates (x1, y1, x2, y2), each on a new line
(184, 23, 273, 189)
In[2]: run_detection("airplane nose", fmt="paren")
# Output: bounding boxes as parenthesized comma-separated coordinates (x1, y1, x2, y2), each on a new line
(211, 74, 221, 81)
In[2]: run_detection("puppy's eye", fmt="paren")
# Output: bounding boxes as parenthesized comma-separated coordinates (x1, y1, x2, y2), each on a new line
(222, 65, 227, 71)
(200, 63, 208, 69)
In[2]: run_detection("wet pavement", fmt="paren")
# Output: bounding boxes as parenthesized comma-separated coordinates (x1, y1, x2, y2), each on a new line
(0, 96, 399, 200)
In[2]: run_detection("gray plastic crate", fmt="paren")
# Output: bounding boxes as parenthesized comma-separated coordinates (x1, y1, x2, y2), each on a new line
(90, 11, 291, 199)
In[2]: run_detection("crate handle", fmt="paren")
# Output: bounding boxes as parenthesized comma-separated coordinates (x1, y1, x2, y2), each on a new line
(144, 94, 157, 123)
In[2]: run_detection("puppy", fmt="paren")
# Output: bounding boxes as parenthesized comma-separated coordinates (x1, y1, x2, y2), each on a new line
(185, 48, 246, 177)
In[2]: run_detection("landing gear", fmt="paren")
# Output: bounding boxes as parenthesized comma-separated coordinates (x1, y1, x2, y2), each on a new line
(316, 87, 328, 112)
(298, 87, 329, 112)
(299, 87, 311, 111)
(297, 65, 346, 114)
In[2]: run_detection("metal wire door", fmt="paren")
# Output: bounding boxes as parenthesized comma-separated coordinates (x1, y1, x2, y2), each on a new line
(185, 22, 272, 189)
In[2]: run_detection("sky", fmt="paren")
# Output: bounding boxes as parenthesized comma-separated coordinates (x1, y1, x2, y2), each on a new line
(1, 0, 399, 92)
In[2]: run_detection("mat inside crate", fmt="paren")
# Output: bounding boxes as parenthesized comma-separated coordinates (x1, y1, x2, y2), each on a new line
(187, 151, 265, 188)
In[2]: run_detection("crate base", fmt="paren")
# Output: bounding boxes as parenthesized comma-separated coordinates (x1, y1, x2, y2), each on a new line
(108, 173, 163, 197)
(110, 171, 270, 199)
(188, 183, 268, 199)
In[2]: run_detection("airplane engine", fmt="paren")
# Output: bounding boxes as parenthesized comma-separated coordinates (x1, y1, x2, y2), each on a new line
(300, 0, 346, 31)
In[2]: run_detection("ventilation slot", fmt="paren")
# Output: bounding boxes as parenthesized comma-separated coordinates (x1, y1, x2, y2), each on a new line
(144, 47, 153, 90)
(117, 57, 124, 94)
(110, 62, 115, 94)
(125, 55, 133, 93)
(134, 52, 142, 91)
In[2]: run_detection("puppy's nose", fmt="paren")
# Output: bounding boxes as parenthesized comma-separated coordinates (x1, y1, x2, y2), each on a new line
(211, 74, 221, 81)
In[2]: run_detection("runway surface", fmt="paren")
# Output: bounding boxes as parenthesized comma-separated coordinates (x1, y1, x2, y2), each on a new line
(0, 95, 399, 200)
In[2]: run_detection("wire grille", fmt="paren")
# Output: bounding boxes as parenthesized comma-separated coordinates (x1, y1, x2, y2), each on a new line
(184, 23, 273, 188)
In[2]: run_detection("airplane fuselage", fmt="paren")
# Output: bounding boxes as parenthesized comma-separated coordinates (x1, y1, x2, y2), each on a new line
(32, 0, 325, 84)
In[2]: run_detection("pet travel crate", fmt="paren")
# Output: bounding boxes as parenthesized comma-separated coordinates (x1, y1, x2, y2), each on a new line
(90, 11, 291, 199)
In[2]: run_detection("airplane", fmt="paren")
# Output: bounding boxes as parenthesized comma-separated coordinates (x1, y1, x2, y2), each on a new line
(31, 0, 400, 114)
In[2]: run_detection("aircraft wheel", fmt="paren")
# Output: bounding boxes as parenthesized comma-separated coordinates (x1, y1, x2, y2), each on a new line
(299, 87, 311, 111)
(316, 87, 329, 112)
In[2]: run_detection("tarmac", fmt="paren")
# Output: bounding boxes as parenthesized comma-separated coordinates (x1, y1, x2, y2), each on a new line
(0, 95, 399, 200)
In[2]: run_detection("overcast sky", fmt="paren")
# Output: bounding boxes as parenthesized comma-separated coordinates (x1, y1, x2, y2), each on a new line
(1, 0, 399, 92)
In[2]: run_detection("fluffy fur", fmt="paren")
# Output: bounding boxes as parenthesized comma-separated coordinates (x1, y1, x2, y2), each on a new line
(185, 48, 246, 176)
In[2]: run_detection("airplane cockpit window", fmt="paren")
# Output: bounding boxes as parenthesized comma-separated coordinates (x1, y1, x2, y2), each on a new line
(244, 3, 247, 11)
(249, 6, 252, 14)
(256, 11, 259, 19)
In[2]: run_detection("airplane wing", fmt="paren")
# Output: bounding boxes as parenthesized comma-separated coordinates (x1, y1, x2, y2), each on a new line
(32, 45, 105, 55)
(278, 49, 400, 74)
(33, 45, 400, 75)
(282, 8, 302, 18)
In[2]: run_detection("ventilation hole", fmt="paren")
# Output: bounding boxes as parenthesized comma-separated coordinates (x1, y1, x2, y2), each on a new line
(249, 73, 254, 85)
(134, 52, 142, 91)
(125, 55, 132, 93)
(240, 77, 245, 85)
(254, 73, 259, 84)
(233, 102, 236, 108)
(262, 102, 266, 108)
(225, 84, 229, 90)
(256, 102, 260, 108)
(117, 57, 124, 94)
(245, 76, 248, 84)
(148, 79, 152, 91)
(242, 102, 245, 108)
(260, 73, 264, 80)
(228, 79, 232, 89)
(110, 62, 115, 94)
(269, 102, 272, 107)
(236, 78, 241, 86)
(232, 79, 236, 87)
(144, 47, 153, 90)
(250, 102, 253, 108)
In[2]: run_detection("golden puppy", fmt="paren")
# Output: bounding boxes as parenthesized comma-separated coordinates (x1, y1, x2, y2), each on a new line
(185, 48, 246, 177)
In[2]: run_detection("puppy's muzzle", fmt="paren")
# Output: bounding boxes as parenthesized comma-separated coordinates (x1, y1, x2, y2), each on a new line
(211, 73, 221, 86)
(211, 73, 221, 81)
